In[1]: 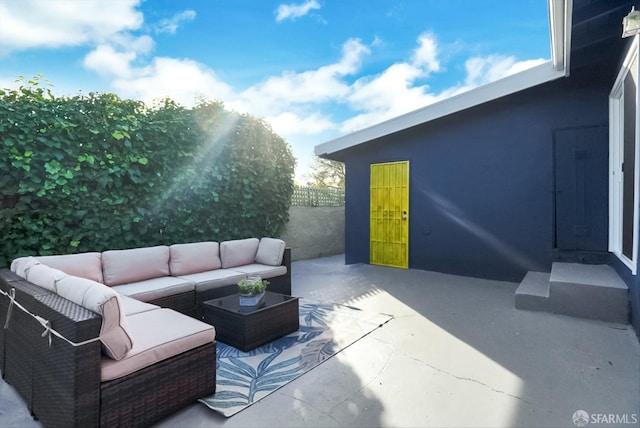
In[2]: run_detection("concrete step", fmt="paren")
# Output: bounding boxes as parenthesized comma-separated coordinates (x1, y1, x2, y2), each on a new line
(549, 263, 629, 324)
(515, 271, 550, 312)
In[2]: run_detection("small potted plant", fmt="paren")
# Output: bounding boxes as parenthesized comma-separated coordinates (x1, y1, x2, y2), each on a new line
(237, 275, 269, 306)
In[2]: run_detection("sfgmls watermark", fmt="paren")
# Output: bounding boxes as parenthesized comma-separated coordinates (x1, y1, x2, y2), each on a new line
(572, 410, 639, 426)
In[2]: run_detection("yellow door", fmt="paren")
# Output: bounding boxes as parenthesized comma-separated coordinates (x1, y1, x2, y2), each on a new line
(370, 161, 409, 268)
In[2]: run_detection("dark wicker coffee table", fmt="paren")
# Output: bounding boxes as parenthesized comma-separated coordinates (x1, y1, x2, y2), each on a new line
(201, 291, 299, 351)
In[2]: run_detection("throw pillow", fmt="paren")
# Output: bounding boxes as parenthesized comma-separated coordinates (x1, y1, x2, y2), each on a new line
(255, 238, 286, 266)
(220, 238, 260, 268)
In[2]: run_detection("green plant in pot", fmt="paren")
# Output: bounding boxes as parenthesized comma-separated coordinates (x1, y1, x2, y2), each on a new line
(237, 275, 270, 306)
(237, 275, 269, 296)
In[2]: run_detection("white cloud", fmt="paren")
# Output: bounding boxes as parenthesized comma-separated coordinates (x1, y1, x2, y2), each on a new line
(80, 36, 367, 149)
(339, 33, 444, 132)
(267, 111, 335, 136)
(464, 55, 547, 87)
(84, 45, 138, 79)
(112, 57, 235, 107)
(83, 35, 154, 79)
(275, 0, 320, 22)
(229, 38, 369, 116)
(156, 10, 196, 34)
(338, 36, 546, 133)
(412, 32, 440, 73)
(0, 0, 143, 54)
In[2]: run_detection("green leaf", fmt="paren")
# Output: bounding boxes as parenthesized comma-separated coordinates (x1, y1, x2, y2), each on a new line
(137, 157, 148, 165)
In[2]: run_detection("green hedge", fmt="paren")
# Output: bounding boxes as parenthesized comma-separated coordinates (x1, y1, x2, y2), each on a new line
(0, 78, 295, 268)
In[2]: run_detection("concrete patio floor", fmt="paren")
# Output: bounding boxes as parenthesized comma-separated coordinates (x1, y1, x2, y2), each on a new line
(2, 254, 639, 427)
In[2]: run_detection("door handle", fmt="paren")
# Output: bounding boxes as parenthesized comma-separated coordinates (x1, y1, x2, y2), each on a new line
(402, 211, 407, 220)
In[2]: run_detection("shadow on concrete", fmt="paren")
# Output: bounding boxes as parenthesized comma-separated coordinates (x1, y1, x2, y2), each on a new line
(296, 255, 640, 427)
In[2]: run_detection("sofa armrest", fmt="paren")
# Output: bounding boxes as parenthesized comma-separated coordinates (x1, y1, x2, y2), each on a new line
(0, 269, 103, 428)
(264, 247, 292, 296)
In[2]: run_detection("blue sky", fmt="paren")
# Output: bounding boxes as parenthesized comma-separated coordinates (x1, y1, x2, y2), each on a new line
(0, 0, 551, 182)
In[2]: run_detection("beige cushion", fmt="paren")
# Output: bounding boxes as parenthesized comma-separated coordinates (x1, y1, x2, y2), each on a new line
(102, 246, 170, 286)
(169, 242, 221, 276)
(10, 256, 41, 278)
(176, 269, 246, 293)
(110, 276, 194, 302)
(119, 295, 161, 316)
(220, 238, 259, 268)
(25, 264, 68, 292)
(230, 264, 287, 279)
(100, 308, 215, 382)
(36, 252, 104, 283)
(255, 238, 286, 266)
(56, 275, 133, 360)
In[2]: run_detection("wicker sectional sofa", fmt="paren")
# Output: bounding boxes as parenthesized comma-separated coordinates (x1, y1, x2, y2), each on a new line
(0, 237, 291, 428)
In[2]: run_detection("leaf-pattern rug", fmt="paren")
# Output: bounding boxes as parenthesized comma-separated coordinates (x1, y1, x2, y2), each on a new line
(199, 299, 392, 417)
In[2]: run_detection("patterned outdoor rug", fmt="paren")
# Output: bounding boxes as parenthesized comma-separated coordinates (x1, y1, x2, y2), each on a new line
(199, 299, 393, 417)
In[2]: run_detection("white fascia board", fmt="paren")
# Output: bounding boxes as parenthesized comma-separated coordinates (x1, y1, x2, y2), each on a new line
(315, 62, 566, 156)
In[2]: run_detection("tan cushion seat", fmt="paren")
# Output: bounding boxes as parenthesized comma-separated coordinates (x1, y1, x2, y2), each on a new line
(110, 277, 195, 302)
(176, 269, 245, 293)
(119, 295, 161, 316)
(230, 264, 287, 279)
(101, 308, 215, 382)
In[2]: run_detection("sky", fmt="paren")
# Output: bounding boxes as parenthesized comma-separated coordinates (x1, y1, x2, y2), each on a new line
(0, 0, 551, 183)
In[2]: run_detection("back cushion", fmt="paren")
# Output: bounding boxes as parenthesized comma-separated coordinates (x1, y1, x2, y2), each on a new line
(25, 264, 68, 292)
(169, 242, 221, 276)
(11, 256, 41, 278)
(220, 238, 260, 268)
(36, 252, 104, 283)
(56, 275, 133, 360)
(102, 246, 170, 286)
(255, 238, 286, 266)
